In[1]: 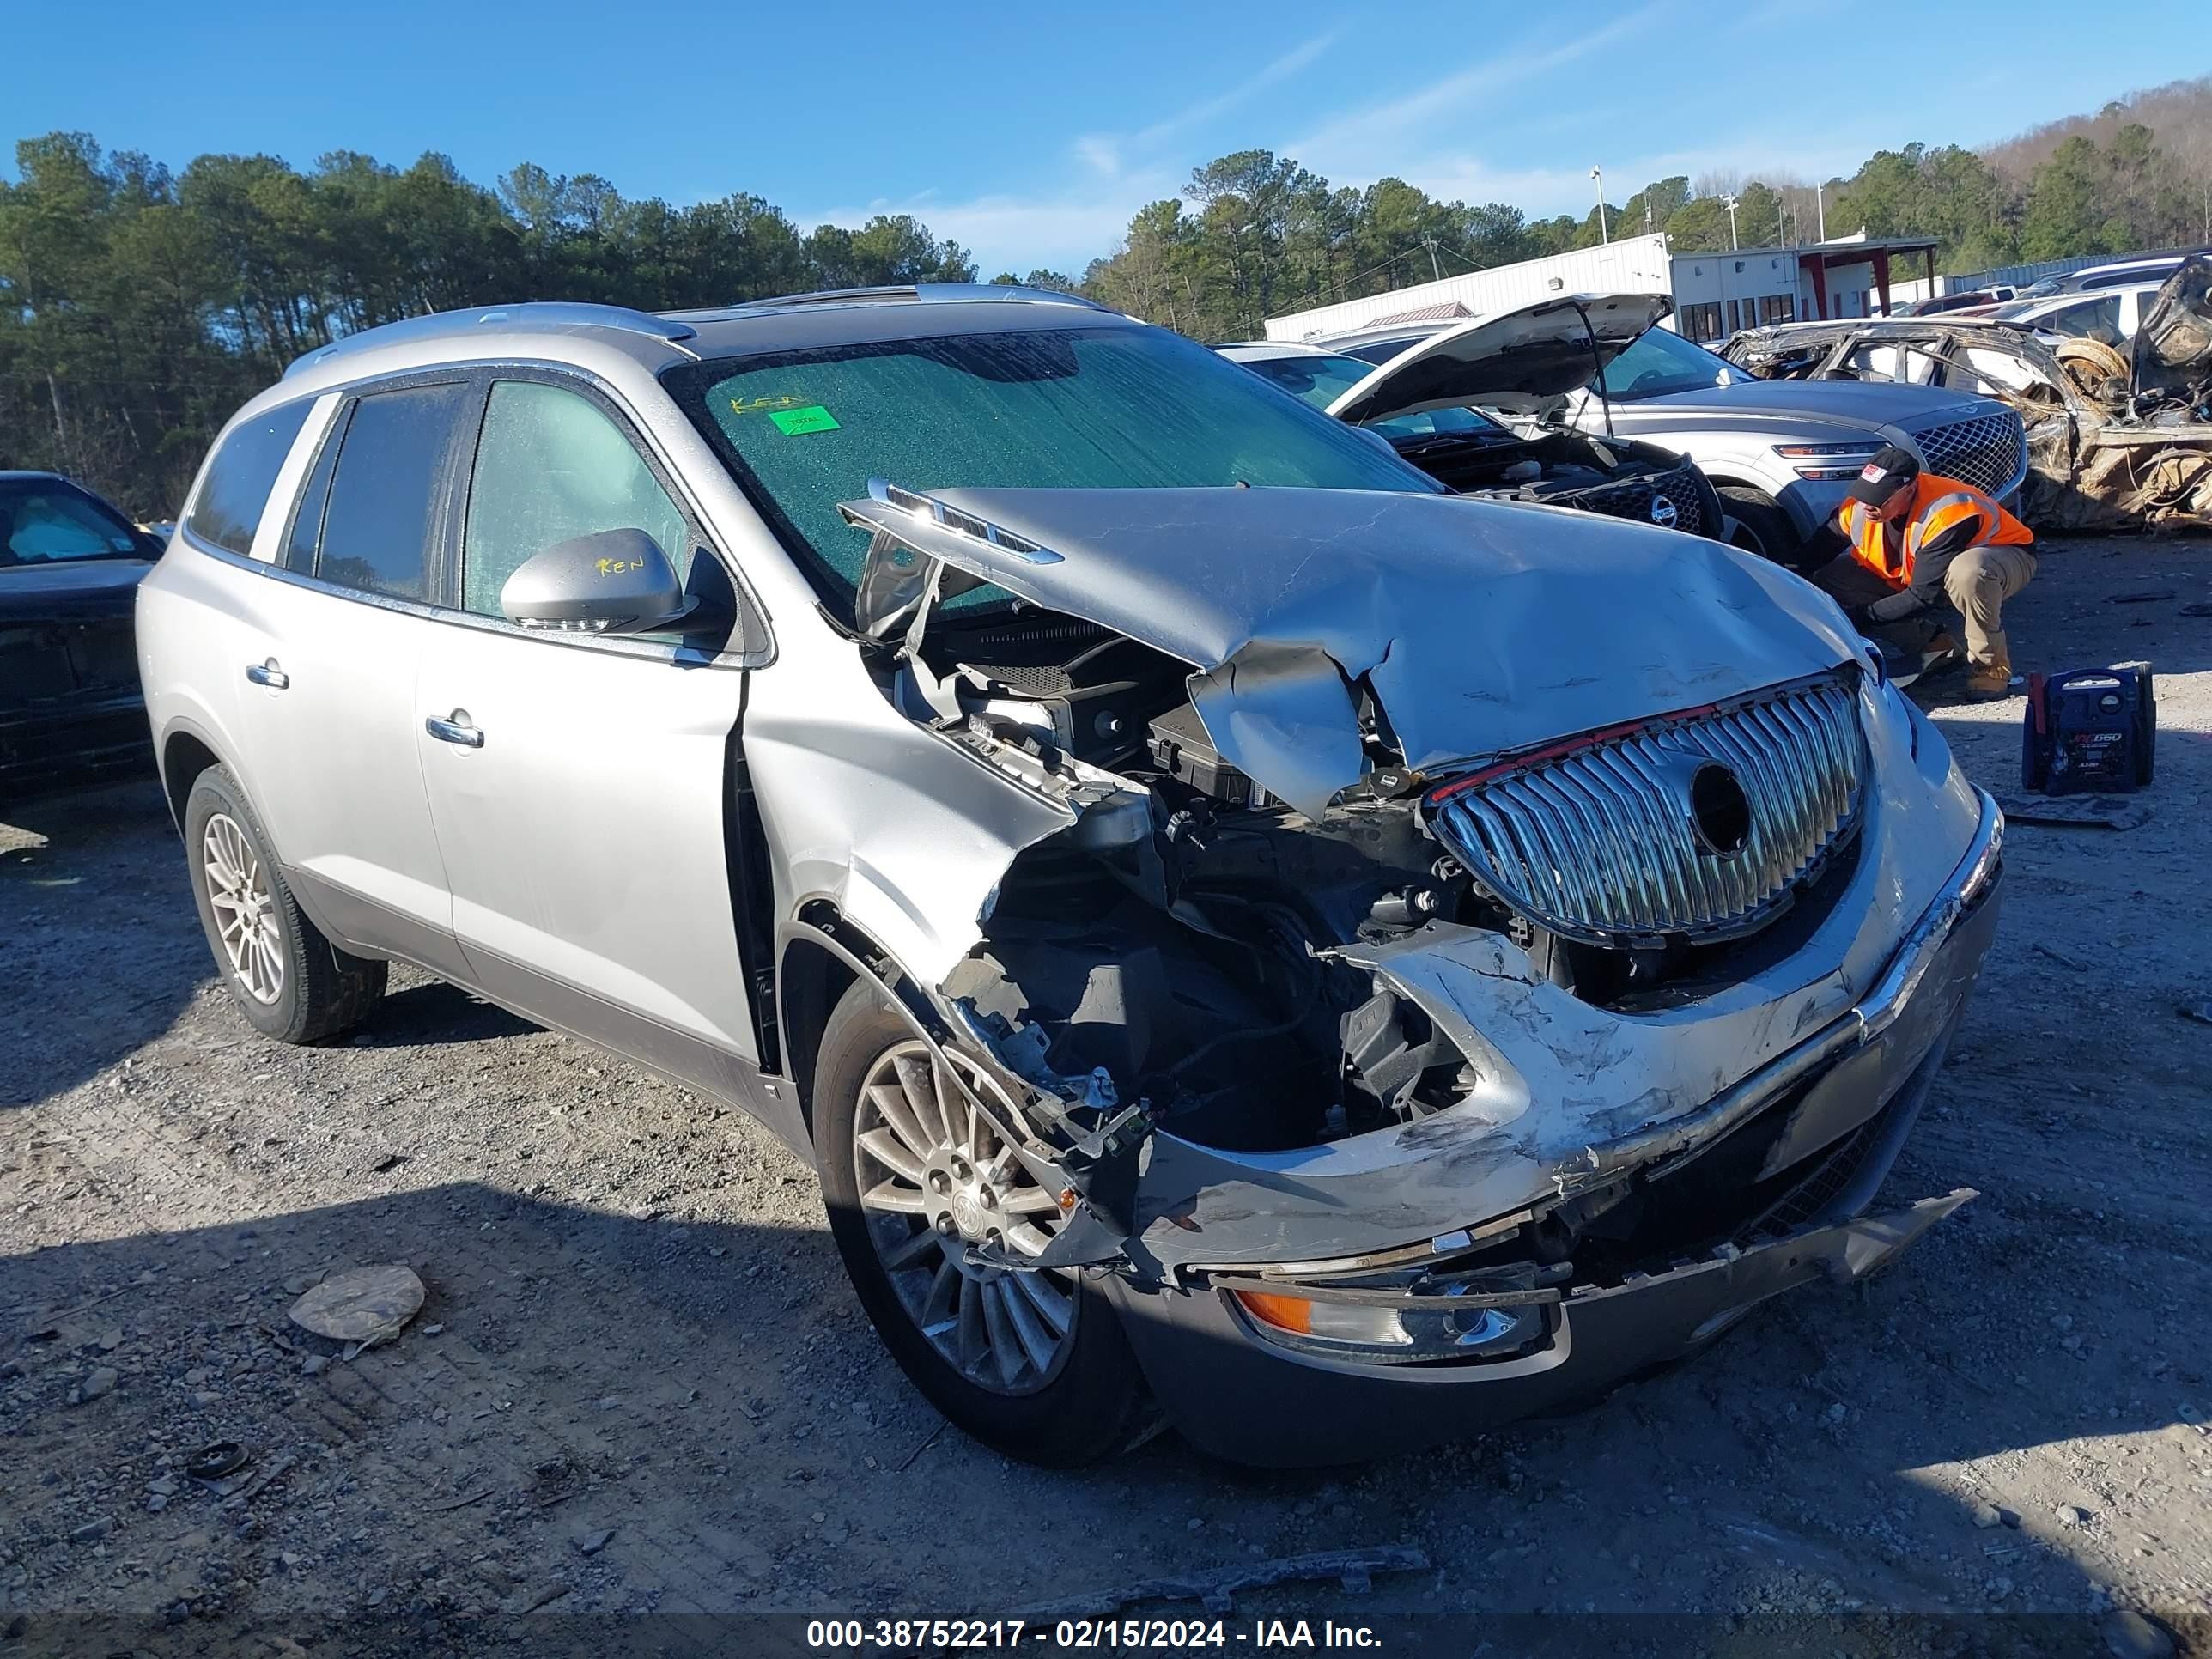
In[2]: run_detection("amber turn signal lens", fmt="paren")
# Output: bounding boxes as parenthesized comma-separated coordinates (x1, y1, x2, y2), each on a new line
(1231, 1290, 1315, 1334)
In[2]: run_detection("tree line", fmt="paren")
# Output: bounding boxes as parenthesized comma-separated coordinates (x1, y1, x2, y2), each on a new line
(3, 80, 2208, 515)
(1082, 84, 2212, 340)
(0, 135, 976, 515)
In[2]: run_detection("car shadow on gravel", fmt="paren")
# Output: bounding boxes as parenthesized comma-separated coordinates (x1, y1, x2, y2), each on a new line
(1, 777, 204, 1109)
(8, 1174, 2199, 1638)
(348, 981, 538, 1048)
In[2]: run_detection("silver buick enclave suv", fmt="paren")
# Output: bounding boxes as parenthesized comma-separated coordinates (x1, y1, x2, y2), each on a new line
(138, 285, 2003, 1467)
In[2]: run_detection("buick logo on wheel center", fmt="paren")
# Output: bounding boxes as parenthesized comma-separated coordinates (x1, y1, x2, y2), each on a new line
(1650, 494, 1678, 528)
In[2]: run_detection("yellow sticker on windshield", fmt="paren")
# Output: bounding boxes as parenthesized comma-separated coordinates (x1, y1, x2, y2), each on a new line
(728, 394, 809, 416)
(769, 404, 840, 435)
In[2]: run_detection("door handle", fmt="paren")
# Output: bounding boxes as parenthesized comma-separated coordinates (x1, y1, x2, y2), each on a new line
(245, 659, 289, 690)
(424, 710, 485, 749)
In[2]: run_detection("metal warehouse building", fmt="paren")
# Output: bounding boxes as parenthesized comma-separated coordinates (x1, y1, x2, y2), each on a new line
(1263, 231, 1942, 345)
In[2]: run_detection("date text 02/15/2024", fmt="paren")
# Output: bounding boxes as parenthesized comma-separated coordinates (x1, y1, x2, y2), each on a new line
(805, 1619, 1385, 1650)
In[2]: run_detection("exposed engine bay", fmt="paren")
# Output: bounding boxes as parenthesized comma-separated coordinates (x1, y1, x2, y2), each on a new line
(812, 478, 1998, 1313)
(892, 590, 1862, 1162)
(1384, 421, 1717, 536)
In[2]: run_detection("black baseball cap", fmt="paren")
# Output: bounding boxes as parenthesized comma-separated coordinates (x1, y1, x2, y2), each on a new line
(1844, 445, 1921, 505)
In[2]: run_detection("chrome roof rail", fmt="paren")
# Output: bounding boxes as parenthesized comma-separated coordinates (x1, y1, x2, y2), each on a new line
(718, 283, 1114, 315)
(283, 303, 700, 379)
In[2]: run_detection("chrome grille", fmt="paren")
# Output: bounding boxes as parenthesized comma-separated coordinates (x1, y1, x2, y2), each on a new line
(1910, 412, 2026, 497)
(1426, 677, 1867, 944)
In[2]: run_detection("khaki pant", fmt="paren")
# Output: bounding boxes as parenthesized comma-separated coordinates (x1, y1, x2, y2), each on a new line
(1810, 545, 2036, 671)
(1942, 543, 2036, 670)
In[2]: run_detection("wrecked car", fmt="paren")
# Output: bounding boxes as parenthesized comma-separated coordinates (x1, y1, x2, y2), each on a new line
(138, 285, 2004, 1468)
(1723, 254, 2212, 532)
(1309, 296, 2030, 571)
(1218, 299, 1724, 538)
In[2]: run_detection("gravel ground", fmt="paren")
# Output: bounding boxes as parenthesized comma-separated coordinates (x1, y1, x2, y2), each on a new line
(3, 536, 2210, 1656)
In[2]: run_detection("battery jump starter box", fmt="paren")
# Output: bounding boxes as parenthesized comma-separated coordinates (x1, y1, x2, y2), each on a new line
(2021, 663, 2156, 795)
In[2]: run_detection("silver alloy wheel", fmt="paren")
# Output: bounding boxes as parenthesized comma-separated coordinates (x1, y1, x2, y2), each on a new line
(853, 1041, 1079, 1395)
(202, 812, 283, 1005)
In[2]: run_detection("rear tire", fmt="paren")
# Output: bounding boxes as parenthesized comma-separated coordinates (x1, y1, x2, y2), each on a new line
(813, 979, 1152, 1467)
(1719, 486, 1810, 570)
(182, 766, 386, 1044)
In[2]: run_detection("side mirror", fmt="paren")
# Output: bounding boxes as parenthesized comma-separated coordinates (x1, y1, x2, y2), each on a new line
(499, 528, 696, 634)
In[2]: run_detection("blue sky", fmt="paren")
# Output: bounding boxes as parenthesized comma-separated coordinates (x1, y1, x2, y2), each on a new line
(6, 0, 2203, 276)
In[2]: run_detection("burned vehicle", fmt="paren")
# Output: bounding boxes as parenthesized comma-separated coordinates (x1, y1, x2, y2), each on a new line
(1219, 299, 1723, 537)
(1723, 256, 2212, 531)
(1, 471, 167, 801)
(138, 288, 2002, 1468)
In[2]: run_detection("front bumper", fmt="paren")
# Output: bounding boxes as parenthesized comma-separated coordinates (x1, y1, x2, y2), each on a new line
(1114, 791, 2003, 1468)
(0, 690, 152, 802)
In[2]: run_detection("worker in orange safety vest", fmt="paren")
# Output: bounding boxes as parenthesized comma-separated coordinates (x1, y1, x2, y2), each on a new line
(1818, 445, 2035, 699)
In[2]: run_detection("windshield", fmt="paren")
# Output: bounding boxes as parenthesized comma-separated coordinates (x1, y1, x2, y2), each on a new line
(1237, 349, 1373, 410)
(1, 480, 147, 568)
(1233, 351, 1507, 439)
(1598, 327, 1747, 402)
(673, 325, 1437, 611)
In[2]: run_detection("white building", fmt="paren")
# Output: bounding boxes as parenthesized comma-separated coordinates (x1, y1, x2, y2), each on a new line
(1263, 231, 1943, 345)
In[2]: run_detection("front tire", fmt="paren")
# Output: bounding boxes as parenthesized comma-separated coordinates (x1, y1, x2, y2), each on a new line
(813, 980, 1151, 1466)
(182, 766, 386, 1044)
(1719, 485, 1810, 570)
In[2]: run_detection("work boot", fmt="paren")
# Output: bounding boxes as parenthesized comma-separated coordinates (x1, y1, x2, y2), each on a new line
(1918, 631, 1964, 676)
(1965, 663, 2014, 700)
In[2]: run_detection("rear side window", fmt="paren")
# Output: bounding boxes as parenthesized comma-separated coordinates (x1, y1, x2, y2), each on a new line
(461, 380, 691, 617)
(187, 402, 313, 556)
(313, 382, 469, 602)
(282, 415, 343, 574)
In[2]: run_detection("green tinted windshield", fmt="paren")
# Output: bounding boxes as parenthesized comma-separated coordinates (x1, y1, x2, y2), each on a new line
(674, 324, 1434, 610)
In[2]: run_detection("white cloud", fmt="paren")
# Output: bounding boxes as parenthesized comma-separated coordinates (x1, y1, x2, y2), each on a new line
(1073, 135, 1121, 178)
(1285, 7, 1674, 180)
(1133, 29, 1340, 150)
(796, 169, 1178, 277)
(800, 23, 1345, 274)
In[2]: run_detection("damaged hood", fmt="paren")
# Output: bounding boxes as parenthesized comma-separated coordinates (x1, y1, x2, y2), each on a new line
(841, 482, 1859, 816)
(1326, 293, 1672, 426)
(2132, 252, 2212, 406)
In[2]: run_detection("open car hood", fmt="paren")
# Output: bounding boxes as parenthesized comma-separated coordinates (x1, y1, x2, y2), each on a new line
(841, 481, 1858, 816)
(1324, 293, 1672, 426)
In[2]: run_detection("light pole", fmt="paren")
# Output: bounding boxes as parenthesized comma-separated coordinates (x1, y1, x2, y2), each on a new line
(1815, 181, 1827, 241)
(1723, 194, 1741, 251)
(1591, 167, 1607, 245)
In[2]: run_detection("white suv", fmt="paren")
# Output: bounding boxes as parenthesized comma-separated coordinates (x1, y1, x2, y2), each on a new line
(137, 286, 2003, 1468)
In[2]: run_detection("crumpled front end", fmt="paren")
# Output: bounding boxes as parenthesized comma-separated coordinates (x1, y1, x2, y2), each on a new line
(1116, 788, 2001, 1464)
(790, 483, 2002, 1461)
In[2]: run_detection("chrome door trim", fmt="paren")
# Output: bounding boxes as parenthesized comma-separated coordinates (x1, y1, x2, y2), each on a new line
(234, 350, 778, 664)
(423, 714, 485, 748)
(177, 531, 765, 673)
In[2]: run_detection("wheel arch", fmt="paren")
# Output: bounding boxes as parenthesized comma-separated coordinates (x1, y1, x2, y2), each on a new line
(156, 719, 233, 833)
(775, 901, 956, 1146)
